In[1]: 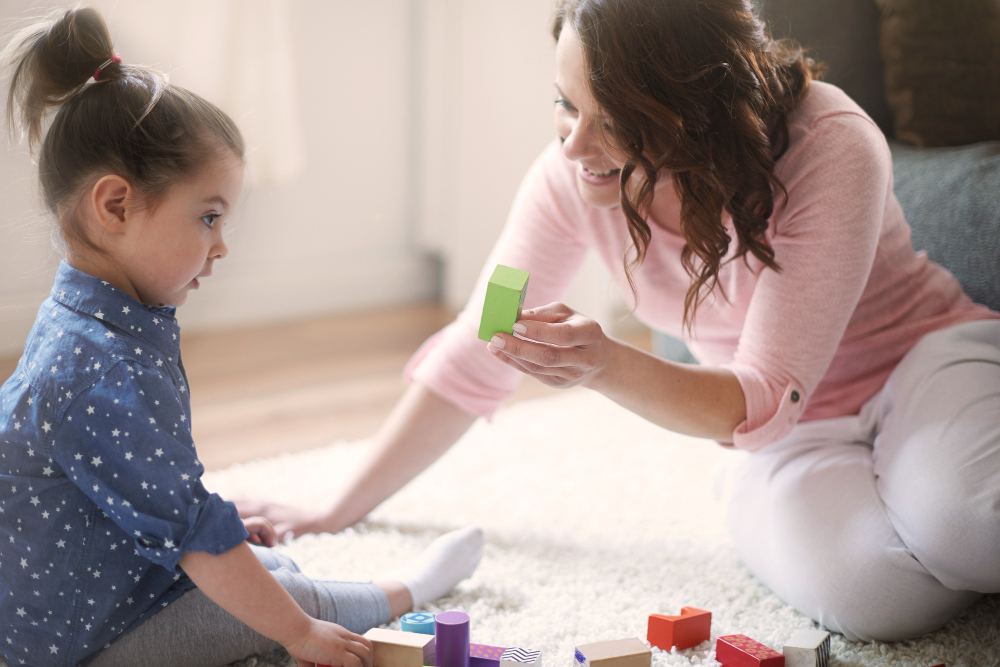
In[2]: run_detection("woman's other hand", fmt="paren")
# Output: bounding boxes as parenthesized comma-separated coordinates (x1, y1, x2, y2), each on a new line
(486, 302, 612, 389)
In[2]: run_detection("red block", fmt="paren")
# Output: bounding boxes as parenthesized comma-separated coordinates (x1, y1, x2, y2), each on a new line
(716, 634, 784, 667)
(647, 607, 712, 651)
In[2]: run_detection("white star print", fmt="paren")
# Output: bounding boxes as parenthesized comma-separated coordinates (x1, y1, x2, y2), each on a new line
(95, 311, 104, 320)
(122, 306, 131, 315)
(112, 429, 120, 437)
(91, 457, 102, 467)
(42, 467, 53, 476)
(134, 347, 142, 355)
(74, 347, 82, 355)
(86, 406, 95, 415)
(41, 422, 52, 433)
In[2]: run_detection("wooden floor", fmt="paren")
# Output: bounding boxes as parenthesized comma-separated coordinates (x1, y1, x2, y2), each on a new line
(0, 304, 651, 471)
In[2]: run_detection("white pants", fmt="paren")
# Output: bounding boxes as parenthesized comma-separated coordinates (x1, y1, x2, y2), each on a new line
(725, 319, 1000, 642)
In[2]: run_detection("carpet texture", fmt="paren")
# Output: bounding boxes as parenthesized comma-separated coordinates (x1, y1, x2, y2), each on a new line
(205, 390, 1000, 667)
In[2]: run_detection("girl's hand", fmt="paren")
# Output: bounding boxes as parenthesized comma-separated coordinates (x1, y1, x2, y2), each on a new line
(242, 515, 278, 547)
(284, 618, 373, 667)
(486, 302, 612, 389)
(235, 499, 334, 541)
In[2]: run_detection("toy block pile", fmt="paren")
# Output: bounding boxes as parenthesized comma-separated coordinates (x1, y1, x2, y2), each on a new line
(317, 607, 830, 667)
(321, 604, 838, 667)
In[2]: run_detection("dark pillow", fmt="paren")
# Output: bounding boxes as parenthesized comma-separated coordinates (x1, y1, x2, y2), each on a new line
(877, 0, 1000, 147)
(890, 140, 1000, 312)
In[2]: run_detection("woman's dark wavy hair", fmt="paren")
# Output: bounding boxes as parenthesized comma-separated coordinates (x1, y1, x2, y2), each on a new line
(553, 0, 821, 333)
(2, 5, 244, 254)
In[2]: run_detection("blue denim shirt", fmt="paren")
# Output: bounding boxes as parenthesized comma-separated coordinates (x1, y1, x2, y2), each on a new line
(0, 262, 248, 666)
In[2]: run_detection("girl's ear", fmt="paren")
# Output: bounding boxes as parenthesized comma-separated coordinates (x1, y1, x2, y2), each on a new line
(90, 175, 132, 234)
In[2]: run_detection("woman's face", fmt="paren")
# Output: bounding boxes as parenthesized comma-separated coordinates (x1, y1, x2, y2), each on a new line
(554, 25, 624, 209)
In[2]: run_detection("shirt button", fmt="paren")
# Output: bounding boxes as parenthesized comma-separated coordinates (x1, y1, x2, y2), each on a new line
(791, 390, 800, 403)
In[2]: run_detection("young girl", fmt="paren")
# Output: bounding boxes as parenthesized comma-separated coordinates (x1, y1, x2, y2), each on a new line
(0, 8, 483, 667)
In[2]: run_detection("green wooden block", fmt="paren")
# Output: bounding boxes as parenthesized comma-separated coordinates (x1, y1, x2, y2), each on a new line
(478, 264, 530, 342)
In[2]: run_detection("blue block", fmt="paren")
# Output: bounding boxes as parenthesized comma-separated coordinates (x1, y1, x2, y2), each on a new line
(402, 611, 437, 635)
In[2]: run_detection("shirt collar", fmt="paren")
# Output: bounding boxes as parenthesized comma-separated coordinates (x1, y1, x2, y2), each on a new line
(51, 260, 182, 361)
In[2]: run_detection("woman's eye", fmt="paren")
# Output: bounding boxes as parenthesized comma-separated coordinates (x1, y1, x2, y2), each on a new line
(201, 214, 219, 229)
(555, 98, 575, 111)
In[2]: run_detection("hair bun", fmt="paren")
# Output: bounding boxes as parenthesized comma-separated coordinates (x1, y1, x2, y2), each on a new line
(3, 6, 116, 149)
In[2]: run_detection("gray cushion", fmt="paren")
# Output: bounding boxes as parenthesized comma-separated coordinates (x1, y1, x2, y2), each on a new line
(890, 140, 1000, 312)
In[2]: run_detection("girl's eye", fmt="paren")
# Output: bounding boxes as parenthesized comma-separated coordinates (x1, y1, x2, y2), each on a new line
(201, 214, 220, 229)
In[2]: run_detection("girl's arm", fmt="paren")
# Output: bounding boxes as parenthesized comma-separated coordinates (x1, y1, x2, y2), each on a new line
(236, 384, 478, 537)
(180, 542, 373, 667)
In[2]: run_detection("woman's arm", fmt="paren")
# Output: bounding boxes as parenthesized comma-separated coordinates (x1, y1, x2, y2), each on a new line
(236, 384, 478, 537)
(487, 302, 746, 440)
(180, 542, 373, 667)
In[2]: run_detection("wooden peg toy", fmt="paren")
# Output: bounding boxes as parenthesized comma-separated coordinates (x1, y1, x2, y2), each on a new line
(362, 627, 437, 667)
(435, 610, 471, 667)
(478, 264, 530, 341)
(574, 638, 651, 667)
(716, 634, 784, 667)
(782, 629, 830, 667)
(647, 606, 712, 650)
(499, 647, 542, 667)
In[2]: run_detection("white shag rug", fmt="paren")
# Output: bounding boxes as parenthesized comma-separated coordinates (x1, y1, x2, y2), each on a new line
(205, 390, 1000, 667)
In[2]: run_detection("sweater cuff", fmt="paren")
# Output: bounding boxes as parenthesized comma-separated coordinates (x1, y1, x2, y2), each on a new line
(726, 363, 806, 451)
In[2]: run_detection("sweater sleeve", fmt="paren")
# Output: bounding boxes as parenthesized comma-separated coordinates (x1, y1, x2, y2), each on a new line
(725, 112, 891, 450)
(406, 140, 591, 418)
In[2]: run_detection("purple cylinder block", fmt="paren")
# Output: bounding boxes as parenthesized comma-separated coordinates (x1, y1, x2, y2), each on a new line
(435, 610, 471, 667)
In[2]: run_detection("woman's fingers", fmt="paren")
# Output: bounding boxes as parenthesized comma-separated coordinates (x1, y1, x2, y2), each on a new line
(519, 301, 575, 322)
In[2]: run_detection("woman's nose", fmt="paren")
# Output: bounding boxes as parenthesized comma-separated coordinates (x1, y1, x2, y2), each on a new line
(562, 117, 598, 161)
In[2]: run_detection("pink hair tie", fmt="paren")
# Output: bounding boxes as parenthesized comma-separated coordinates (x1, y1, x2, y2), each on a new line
(93, 55, 122, 81)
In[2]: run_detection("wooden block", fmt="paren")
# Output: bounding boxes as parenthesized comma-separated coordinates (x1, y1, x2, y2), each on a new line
(647, 607, 712, 650)
(470, 643, 507, 667)
(716, 634, 784, 667)
(478, 264, 530, 342)
(365, 627, 437, 667)
(782, 629, 830, 667)
(402, 612, 437, 635)
(499, 647, 541, 667)
(574, 638, 651, 667)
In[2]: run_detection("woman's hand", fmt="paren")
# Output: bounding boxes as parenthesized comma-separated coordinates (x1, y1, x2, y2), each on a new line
(486, 302, 613, 389)
(235, 499, 335, 541)
(284, 618, 373, 667)
(242, 515, 278, 547)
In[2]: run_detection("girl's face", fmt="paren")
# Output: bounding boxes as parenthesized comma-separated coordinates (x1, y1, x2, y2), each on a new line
(554, 25, 624, 209)
(120, 154, 244, 307)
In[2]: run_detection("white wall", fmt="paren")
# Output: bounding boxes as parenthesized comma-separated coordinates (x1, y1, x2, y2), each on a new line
(0, 0, 630, 357)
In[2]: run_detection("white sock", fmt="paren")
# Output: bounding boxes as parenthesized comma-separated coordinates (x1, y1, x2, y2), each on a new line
(380, 526, 485, 608)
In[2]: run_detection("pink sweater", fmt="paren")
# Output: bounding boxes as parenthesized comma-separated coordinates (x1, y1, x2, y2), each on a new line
(407, 82, 999, 451)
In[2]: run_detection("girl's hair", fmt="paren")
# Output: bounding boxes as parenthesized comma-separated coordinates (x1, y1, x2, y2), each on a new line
(2, 5, 245, 253)
(553, 0, 821, 333)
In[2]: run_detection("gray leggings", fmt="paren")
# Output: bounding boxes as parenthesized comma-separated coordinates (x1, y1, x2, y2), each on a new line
(87, 545, 391, 667)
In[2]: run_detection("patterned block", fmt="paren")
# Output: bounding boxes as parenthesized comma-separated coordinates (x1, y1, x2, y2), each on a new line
(782, 629, 830, 667)
(574, 638, 651, 667)
(647, 607, 712, 651)
(716, 634, 784, 667)
(470, 643, 507, 667)
(403, 612, 437, 635)
(500, 647, 541, 667)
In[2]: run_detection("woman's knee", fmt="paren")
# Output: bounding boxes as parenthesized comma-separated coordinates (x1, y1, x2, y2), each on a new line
(804, 552, 982, 642)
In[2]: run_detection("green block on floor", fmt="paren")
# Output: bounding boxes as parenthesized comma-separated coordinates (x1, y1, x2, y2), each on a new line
(478, 264, 530, 341)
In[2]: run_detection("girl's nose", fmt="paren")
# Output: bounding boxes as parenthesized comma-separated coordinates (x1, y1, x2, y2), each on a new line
(213, 238, 228, 260)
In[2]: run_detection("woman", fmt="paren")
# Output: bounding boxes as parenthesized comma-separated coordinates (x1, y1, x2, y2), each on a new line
(240, 0, 1000, 642)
